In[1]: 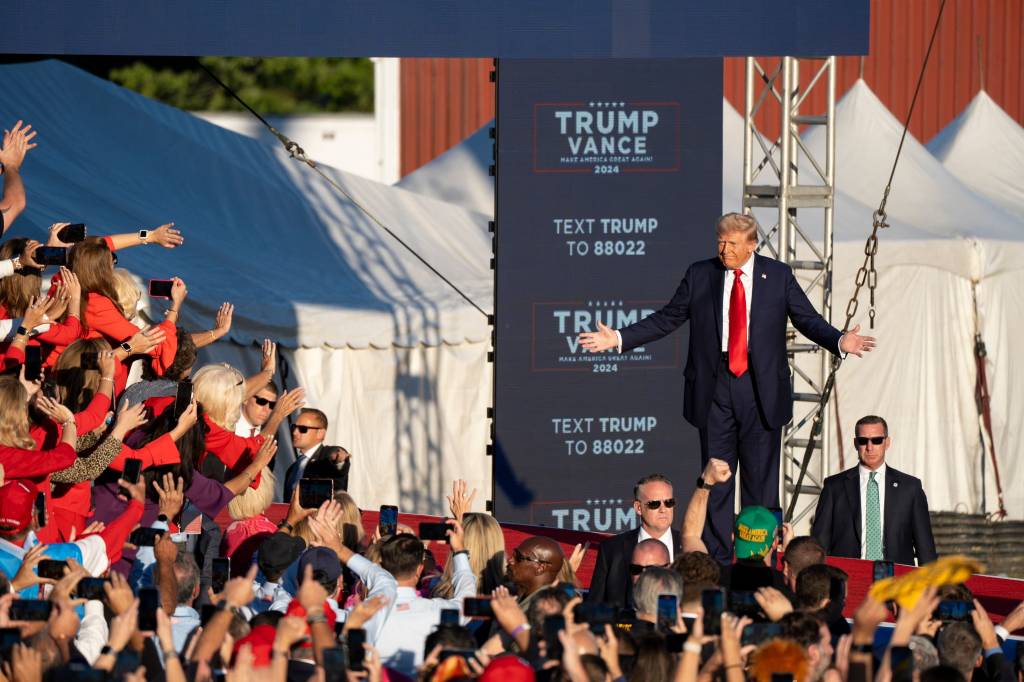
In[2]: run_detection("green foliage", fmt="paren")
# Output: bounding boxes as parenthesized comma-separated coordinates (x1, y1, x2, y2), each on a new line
(108, 57, 374, 113)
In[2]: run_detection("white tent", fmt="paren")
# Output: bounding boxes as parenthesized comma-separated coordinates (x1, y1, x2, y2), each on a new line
(799, 80, 1024, 519)
(0, 60, 494, 514)
(395, 123, 494, 217)
(927, 90, 1024, 219)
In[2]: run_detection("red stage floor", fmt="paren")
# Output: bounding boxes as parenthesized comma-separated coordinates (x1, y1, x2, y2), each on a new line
(222, 504, 1024, 626)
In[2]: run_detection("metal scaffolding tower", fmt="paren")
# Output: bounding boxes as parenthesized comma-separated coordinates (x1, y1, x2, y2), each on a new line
(742, 56, 837, 530)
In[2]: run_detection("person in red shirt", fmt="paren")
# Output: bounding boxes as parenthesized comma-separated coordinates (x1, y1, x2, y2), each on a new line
(0, 375, 76, 485)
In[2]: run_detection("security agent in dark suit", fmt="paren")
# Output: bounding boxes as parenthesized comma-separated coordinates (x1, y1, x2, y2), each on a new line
(587, 474, 682, 609)
(811, 415, 937, 566)
(580, 213, 876, 563)
(283, 408, 351, 498)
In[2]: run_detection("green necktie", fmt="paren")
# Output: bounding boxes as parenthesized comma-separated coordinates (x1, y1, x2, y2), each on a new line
(865, 471, 883, 560)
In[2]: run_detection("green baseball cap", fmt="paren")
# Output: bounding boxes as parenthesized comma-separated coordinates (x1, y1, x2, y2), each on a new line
(734, 505, 778, 559)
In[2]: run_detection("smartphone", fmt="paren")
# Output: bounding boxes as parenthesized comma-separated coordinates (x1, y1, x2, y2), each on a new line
(76, 577, 108, 601)
(935, 599, 974, 622)
(129, 527, 164, 547)
(57, 224, 86, 243)
(322, 646, 346, 682)
(212, 558, 231, 593)
(79, 351, 100, 370)
(890, 645, 914, 681)
(9, 599, 53, 621)
(728, 590, 761, 618)
(172, 380, 192, 419)
(122, 457, 143, 484)
(440, 608, 460, 626)
(37, 559, 68, 580)
(148, 279, 174, 299)
(701, 588, 725, 635)
(34, 246, 68, 267)
(873, 560, 895, 582)
(138, 587, 159, 631)
(742, 622, 783, 646)
(419, 521, 450, 542)
(543, 615, 566, 660)
(0, 628, 20, 660)
(462, 597, 494, 619)
(656, 594, 678, 626)
(573, 602, 615, 627)
(34, 493, 46, 529)
(24, 345, 42, 382)
(299, 479, 334, 510)
(346, 628, 366, 672)
(378, 504, 398, 536)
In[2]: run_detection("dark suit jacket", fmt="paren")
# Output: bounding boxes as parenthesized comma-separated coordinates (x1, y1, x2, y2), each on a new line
(284, 444, 350, 498)
(810, 465, 938, 566)
(618, 254, 843, 429)
(586, 527, 682, 609)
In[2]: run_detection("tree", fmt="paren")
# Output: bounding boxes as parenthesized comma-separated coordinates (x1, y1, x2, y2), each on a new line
(108, 57, 374, 114)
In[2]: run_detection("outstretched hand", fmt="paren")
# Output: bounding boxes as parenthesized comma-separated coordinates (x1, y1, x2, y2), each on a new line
(840, 324, 877, 358)
(578, 321, 618, 353)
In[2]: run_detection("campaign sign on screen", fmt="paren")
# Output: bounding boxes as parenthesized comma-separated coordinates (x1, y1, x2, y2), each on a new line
(493, 59, 723, 529)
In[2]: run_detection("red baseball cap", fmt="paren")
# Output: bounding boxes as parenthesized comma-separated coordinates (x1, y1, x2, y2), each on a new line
(480, 655, 535, 682)
(232, 624, 277, 667)
(0, 481, 35, 535)
(285, 599, 337, 647)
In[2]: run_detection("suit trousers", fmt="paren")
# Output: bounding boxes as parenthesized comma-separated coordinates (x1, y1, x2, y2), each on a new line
(699, 356, 781, 563)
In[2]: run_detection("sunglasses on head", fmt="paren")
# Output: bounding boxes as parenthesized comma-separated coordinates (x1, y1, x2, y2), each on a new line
(253, 396, 277, 409)
(639, 498, 676, 510)
(629, 562, 669, 576)
(291, 424, 323, 434)
(854, 436, 886, 446)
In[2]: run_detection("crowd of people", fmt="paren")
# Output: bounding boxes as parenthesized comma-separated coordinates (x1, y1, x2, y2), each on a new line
(0, 120, 1022, 682)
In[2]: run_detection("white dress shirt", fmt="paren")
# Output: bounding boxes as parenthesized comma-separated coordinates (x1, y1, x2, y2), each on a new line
(637, 526, 675, 562)
(235, 413, 260, 437)
(858, 462, 887, 559)
(720, 254, 755, 352)
(373, 553, 476, 677)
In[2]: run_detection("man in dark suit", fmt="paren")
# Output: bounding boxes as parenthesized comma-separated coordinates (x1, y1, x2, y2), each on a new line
(811, 415, 937, 565)
(587, 473, 682, 609)
(284, 408, 351, 500)
(580, 213, 875, 562)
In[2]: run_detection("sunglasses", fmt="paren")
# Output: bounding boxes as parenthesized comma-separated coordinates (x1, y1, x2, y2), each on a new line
(291, 424, 324, 434)
(513, 549, 550, 566)
(639, 498, 676, 510)
(629, 562, 669, 576)
(854, 436, 886, 446)
(253, 396, 277, 409)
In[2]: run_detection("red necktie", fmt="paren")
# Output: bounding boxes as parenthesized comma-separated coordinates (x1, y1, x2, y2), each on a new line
(728, 269, 748, 376)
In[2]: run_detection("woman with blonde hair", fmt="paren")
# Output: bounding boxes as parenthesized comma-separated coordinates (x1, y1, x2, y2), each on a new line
(432, 512, 506, 598)
(222, 466, 279, 576)
(110, 268, 142, 321)
(0, 376, 78, 485)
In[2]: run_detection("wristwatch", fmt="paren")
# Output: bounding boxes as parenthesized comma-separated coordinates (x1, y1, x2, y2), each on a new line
(696, 476, 713, 490)
(120, 341, 132, 354)
(138, 229, 149, 243)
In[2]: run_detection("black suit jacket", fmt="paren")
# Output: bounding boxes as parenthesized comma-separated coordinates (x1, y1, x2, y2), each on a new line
(284, 444, 350, 498)
(811, 465, 937, 566)
(618, 254, 843, 429)
(586, 527, 682, 609)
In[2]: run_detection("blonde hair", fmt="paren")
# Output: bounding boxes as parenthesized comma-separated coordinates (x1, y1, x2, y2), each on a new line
(432, 513, 506, 598)
(716, 212, 759, 242)
(111, 268, 142, 320)
(0, 377, 36, 449)
(192, 363, 245, 430)
(334, 491, 366, 551)
(54, 338, 111, 412)
(227, 467, 276, 520)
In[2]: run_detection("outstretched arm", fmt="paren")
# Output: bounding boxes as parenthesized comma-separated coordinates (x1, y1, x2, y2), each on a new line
(682, 458, 731, 552)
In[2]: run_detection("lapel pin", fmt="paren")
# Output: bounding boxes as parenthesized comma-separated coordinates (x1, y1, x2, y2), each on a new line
(893, 481, 898, 488)
(761, 273, 767, 279)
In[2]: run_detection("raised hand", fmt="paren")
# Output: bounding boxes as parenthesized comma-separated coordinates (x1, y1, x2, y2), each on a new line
(114, 402, 149, 435)
(446, 479, 477, 522)
(154, 473, 185, 519)
(171, 400, 199, 437)
(170, 277, 188, 306)
(214, 303, 234, 338)
(568, 542, 589, 573)
(840, 324, 877, 358)
(58, 267, 82, 301)
(19, 240, 41, 269)
(701, 458, 732, 486)
(10, 544, 53, 592)
(0, 120, 38, 171)
(260, 339, 277, 375)
(124, 326, 166, 356)
(35, 396, 74, 426)
(578, 320, 618, 353)
(149, 223, 184, 249)
(117, 475, 147, 504)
